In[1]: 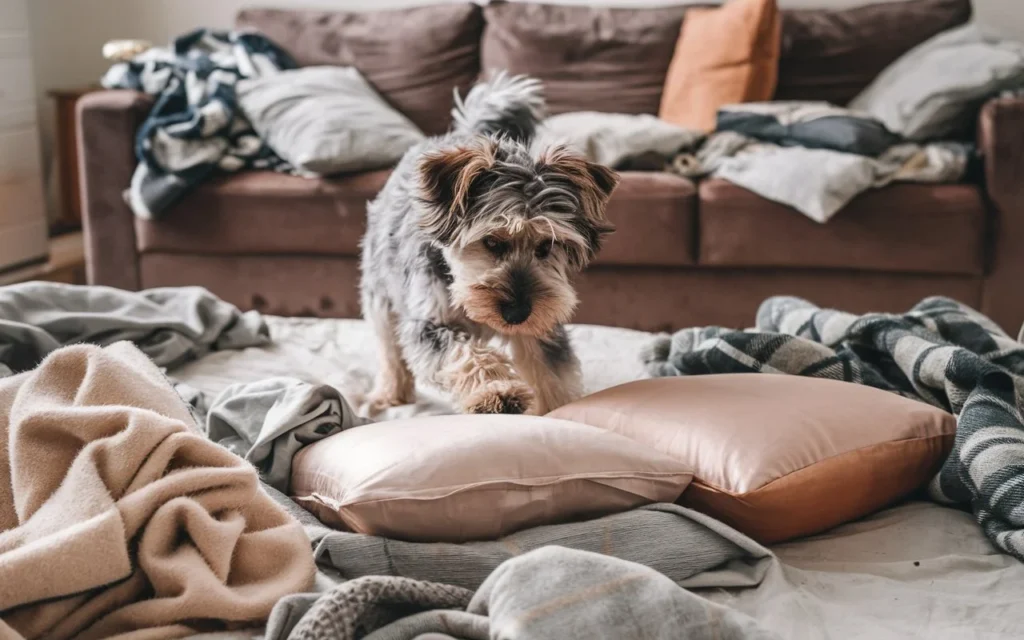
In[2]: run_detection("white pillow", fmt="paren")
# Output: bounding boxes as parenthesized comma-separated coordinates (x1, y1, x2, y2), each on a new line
(849, 24, 1024, 141)
(237, 66, 425, 176)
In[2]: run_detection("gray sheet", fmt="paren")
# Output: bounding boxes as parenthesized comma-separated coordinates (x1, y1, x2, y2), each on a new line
(0, 282, 267, 376)
(271, 547, 778, 640)
(196, 378, 370, 492)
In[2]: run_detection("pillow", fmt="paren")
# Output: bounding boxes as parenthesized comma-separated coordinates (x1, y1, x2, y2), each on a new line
(237, 66, 424, 176)
(849, 24, 1024, 141)
(548, 375, 956, 544)
(480, 3, 688, 116)
(536, 112, 703, 170)
(290, 414, 692, 542)
(236, 4, 484, 136)
(659, 0, 782, 132)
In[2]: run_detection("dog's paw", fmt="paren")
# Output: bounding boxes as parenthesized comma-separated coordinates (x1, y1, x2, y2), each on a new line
(461, 379, 535, 415)
(362, 389, 415, 418)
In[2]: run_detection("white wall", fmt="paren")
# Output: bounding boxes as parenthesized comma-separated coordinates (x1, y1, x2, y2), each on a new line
(25, 0, 1024, 222)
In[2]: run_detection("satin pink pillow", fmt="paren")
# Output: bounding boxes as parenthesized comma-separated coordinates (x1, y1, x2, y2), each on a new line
(291, 414, 692, 542)
(549, 375, 956, 543)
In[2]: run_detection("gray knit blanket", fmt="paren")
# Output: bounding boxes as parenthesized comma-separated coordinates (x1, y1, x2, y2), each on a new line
(265, 547, 778, 640)
(643, 296, 1024, 560)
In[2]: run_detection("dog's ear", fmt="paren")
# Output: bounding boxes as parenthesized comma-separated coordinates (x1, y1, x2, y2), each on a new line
(538, 146, 619, 265)
(417, 141, 495, 244)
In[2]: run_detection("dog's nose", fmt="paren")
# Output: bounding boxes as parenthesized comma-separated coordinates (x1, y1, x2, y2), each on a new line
(500, 301, 532, 325)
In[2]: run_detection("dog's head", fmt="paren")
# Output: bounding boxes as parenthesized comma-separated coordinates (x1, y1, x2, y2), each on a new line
(416, 138, 618, 337)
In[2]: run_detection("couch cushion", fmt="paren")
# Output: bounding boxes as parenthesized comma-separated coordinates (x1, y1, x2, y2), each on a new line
(595, 173, 697, 267)
(776, 0, 972, 105)
(236, 4, 483, 135)
(480, 3, 687, 116)
(138, 170, 697, 267)
(699, 179, 987, 276)
(136, 170, 391, 257)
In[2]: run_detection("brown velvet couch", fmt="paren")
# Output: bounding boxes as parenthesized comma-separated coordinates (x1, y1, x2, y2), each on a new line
(79, 0, 1024, 334)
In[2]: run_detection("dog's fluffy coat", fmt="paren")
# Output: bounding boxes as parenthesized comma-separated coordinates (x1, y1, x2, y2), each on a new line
(360, 73, 619, 416)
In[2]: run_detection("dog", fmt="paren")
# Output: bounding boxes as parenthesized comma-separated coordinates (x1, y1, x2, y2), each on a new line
(359, 72, 619, 416)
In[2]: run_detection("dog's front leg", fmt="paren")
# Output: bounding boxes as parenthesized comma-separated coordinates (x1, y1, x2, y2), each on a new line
(508, 325, 583, 415)
(399, 320, 535, 414)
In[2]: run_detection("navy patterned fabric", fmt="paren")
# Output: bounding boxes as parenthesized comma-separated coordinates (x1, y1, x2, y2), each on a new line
(102, 29, 296, 219)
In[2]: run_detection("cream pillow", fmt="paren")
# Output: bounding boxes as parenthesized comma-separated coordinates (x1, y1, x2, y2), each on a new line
(291, 414, 692, 542)
(549, 375, 956, 543)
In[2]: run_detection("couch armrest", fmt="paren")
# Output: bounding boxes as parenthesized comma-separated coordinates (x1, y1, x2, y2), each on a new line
(77, 90, 154, 290)
(978, 96, 1024, 334)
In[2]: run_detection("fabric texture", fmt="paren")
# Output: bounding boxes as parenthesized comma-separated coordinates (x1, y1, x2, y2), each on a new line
(536, 112, 703, 170)
(643, 295, 1024, 561)
(659, 0, 781, 132)
(290, 414, 692, 542)
(0, 342, 315, 639)
(270, 547, 779, 640)
(776, 0, 973, 104)
(850, 24, 1024, 141)
(237, 66, 424, 176)
(549, 375, 955, 543)
(197, 378, 371, 493)
(0, 282, 268, 377)
(235, 5, 484, 136)
(101, 29, 296, 219)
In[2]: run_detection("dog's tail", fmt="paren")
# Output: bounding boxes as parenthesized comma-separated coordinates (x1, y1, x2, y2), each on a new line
(451, 71, 545, 142)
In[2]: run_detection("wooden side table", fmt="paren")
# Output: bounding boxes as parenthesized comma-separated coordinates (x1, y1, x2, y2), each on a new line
(49, 87, 102, 234)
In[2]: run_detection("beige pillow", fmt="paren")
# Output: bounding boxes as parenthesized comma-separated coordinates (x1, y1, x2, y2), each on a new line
(548, 375, 956, 544)
(291, 414, 692, 542)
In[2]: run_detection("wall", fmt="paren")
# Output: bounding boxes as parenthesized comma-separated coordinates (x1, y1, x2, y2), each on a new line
(25, 0, 1024, 222)
(1, 0, 49, 267)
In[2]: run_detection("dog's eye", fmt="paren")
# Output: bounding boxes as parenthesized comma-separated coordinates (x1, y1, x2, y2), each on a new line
(482, 236, 509, 257)
(535, 242, 553, 260)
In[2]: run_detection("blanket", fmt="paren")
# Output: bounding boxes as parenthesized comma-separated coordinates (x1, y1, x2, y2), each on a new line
(270, 547, 778, 640)
(101, 29, 295, 219)
(0, 282, 268, 377)
(668, 102, 973, 223)
(643, 296, 1024, 561)
(0, 342, 314, 639)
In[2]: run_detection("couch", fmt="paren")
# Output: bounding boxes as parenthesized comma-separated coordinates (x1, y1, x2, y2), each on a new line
(78, 0, 1024, 334)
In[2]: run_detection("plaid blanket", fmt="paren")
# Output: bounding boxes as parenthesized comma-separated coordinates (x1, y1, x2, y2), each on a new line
(643, 296, 1024, 560)
(101, 29, 295, 220)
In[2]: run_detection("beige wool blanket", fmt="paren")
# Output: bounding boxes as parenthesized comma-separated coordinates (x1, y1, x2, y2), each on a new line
(0, 342, 315, 639)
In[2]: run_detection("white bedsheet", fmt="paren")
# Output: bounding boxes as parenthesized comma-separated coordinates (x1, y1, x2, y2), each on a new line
(170, 316, 1024, 640)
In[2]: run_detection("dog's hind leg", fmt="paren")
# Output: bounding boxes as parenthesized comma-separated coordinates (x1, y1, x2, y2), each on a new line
(508, 325, 583, 415)
(398, 319, 535, 414)
(364, 295, 416, 417)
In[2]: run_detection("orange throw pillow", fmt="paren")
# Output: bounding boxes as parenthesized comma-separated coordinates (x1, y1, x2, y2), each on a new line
(659, 0, 782, 132)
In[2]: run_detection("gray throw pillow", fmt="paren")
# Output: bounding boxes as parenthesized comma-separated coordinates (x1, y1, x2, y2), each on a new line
(535, 112, 703, 170)
(237, 66, 425, 176)
(849, 24, 1024, 141)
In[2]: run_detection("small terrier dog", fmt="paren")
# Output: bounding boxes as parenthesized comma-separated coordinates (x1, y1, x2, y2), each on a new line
(360, 73, 619, 416)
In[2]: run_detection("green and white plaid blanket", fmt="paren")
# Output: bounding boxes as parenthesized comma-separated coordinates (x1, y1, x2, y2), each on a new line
(644, 296, 1024, 560)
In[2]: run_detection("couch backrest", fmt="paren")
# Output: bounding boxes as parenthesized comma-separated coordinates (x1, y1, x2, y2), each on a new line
(235, 4, 484, 136)
(776, 0, 972, 105)
(236, 0, 973, 127)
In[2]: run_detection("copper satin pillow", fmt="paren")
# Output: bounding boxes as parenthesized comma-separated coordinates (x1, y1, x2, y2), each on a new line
(291, 414, 692, 542)
(549, 375, 956, 544)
